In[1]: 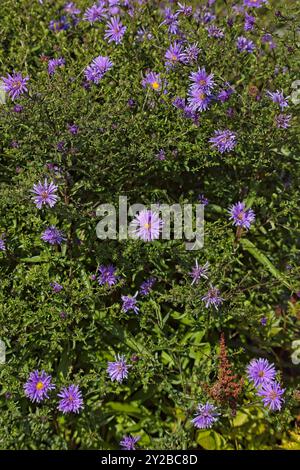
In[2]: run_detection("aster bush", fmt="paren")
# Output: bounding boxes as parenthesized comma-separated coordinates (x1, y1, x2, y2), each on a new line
(0, 0, 299, 451)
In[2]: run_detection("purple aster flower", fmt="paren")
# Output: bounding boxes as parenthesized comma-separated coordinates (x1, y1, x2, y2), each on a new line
(98, 265, 118, 286)
(67, 123, 79, 135)
(202, 285, 224, 309)
(198, 193, 209, 205)
(262, 33, 276, 49)
(247, 358, 276, 387)
(156, 149, 166, 160)
(244, 13, 255, 31)
(228, 201, 255, 229)
(191, 402, 219, 429)
(165, 42, 184, 67)
(266, 90, 289, 110)
(24, 370, 55, 403)
(189, 67, 215, 92)
(173, 97, 186, 109)
(176, 2, 193, 16)
(49, 16, 70, 32)
(130, 209, 163, 241)
(120, 435, 140, 450)
(140, 277, 156, 296)
(121, 292, 139, 314)
(31, 179, 58, 209)
(48, 57, 65, 75)
(83, 3, 106, 23)
(50, 281, 63, 293)
(189, 260, 209, 285)
(187, 86, 212, 112)
(142, 71, 162, 92)
(207, 25, 224, 39)
(181, 43, 200, 64)
(1, 72, 29, 100)
(107, 354, 130, 382)
(13, 104, 23, 113)
(257, 381, 285, 411)
(64, 2, 81, 16)
(0, 236, 6, 252)
(237, 36, 256, 53)
(261, 317, 267, 326)
(209, 129, 237, 153)
(275, 114, 291, 129)
(41, 226, 66, 245)
(160, 8, 179, 34)
(57, 385, 84, 413)
(243, 0, 268, 7)
(84, 56, 113, 83)
(217, 86, 234, 102)
(104, 16, 126, 44)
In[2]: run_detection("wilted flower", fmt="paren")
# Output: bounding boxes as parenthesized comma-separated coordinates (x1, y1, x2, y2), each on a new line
(189, 260, 209, 285)
(202, 286, 224, 309)
(121, 293, 139, 314)
(266, 90, 289, 110)
(237, 36, 255, 53)
(98, 265, 118, 286)
(140, 277, 156, 295)
(50, 282, 63, 293)
(209, 129, 237, 153)
(48, 57, 65, 75)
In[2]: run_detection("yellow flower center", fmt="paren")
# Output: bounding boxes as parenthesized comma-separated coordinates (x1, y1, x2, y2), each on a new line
(152, 81, 160, 90)
(199, 93, 205, 100)
(199, 79, 206, 85)
(144, 223, 151, 229)
(258, 371, 265, 377)
(269, 391, 278, 400)
(36, 381, 44, 390)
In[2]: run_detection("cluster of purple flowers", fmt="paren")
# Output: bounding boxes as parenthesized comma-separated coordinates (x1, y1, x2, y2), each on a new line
(247, 358, 285, 411)
(84, 56, 113, 84)
(24, 370, 83, 413)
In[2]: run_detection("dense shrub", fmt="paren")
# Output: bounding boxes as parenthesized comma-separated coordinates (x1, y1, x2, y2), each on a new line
(0, 0, 299, 450)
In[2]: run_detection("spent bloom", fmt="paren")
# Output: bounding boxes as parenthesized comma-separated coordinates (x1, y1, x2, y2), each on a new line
(120, 435, 140, 450)
(31, 179, 58, 209)
(207, 25, 224, 39)
(121, 293, 139, 314)
(98, 265, 118, 286)
(48, 57, 65, 75)
(24, 370, 55, 403)
(181, 43, 200, 64)
(84, 55, 113, 83)
(176, 2, 193, 16)
(257, 381, 285, 411)
(41, 226, 66, 245)
(209, 129, 237, 153)
(266, 90, 289, 110)
(104, 16, 126, 44)
(228, 201, 255, 230)
(142, 71, 162, 92)
(247, 358, 277, 388)
(191, 402, 219, 429)
(1, 72, 29, 100)
(189, 260, 209, 285)
(237, 36, 255, 53)
(130, 209, 163, 241)
(275, 114, 291, 129)
(202, 286, 224, 309)
(58, 385, 84, 413)
(107, 354, 130, 383)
